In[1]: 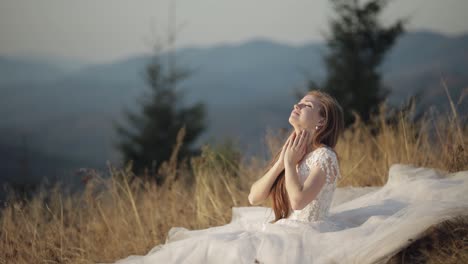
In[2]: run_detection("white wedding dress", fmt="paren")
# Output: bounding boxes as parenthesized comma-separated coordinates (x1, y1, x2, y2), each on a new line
(114, 146, 468, 264)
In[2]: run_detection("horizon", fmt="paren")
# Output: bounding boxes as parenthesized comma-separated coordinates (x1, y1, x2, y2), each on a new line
(1, 0, 468, 64)
(1, 29, 465, 67)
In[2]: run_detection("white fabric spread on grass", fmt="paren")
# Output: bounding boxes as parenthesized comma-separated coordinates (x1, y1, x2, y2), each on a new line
(113, 148, 468, 264)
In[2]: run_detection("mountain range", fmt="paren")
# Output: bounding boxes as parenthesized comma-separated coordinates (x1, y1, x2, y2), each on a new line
(0, 30, 466, 188)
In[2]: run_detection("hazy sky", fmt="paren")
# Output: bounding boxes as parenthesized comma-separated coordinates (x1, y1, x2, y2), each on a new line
(1, 0, 467, 63)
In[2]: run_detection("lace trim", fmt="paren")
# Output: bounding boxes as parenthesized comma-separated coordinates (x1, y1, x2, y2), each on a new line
(305, 147, 340, 184)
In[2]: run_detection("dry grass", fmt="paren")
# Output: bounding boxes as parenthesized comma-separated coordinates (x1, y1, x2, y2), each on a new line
(1, 89, 467, 263)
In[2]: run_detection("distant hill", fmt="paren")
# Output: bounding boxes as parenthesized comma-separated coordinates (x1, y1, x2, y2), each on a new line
(382, 31, 468, 110)
(0, 30, 466, 187)
(0, 55, 87, 86)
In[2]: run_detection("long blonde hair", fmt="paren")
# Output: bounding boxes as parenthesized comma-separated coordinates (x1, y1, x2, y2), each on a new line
(268, 90, 344, 222)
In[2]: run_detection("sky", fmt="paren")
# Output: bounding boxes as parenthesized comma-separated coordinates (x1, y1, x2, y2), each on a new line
(1, 0, 467, 64)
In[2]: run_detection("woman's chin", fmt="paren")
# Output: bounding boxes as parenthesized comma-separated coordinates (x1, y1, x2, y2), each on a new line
(288, 116, 297, 126)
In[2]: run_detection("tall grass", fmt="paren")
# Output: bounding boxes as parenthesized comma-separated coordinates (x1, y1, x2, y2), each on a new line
(1, 89, 467, 263)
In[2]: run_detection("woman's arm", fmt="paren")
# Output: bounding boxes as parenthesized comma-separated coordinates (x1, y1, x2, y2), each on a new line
(284, 163, 326, 210)
(248, 162, 283, 205)
(248, 135, 292, 205)
(283, 130, 334, 210)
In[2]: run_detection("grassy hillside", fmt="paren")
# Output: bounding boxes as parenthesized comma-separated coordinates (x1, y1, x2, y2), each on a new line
(1, 90, 467, 263)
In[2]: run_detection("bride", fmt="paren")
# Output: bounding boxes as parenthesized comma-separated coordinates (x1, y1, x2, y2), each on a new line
(248, 90, 343, 224)
(114, 91, 468, 264)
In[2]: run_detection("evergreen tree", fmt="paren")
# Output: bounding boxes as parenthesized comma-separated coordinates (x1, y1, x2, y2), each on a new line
(113, 1, 205, 183)
(113, 52, 205, 182)
(309, 0, 405, 126)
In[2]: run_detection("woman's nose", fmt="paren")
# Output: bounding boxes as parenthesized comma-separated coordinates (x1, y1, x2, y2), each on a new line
(294, 104, 300, 110)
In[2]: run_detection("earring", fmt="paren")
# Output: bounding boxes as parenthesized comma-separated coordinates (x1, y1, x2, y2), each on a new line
(315, 126, 319, 130)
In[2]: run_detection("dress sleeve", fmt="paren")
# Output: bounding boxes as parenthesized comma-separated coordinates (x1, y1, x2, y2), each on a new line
(305, 147, 340, 185)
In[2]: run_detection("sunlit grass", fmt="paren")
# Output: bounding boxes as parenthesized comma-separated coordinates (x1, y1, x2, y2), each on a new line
(1, 89, 467, 263)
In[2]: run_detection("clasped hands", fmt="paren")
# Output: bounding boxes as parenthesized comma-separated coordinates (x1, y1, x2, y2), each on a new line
(277, 130, 310, 170)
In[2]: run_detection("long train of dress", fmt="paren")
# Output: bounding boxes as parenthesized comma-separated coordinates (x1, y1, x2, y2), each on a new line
(113, 164, 468, 264)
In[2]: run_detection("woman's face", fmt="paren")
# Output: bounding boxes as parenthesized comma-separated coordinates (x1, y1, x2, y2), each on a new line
(288, 94, 324, 131)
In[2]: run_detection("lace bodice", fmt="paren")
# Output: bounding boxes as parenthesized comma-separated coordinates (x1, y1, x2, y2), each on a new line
(287, 146, 341, 222)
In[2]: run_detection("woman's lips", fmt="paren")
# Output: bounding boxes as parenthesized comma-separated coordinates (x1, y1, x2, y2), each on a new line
(292, 110, 300, 116)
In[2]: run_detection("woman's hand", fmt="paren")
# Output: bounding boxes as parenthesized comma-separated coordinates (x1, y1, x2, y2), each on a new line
(276, 133, 294, 170)
(284, 130, 308, 167)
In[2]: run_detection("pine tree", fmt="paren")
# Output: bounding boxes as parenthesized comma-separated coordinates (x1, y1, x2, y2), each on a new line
(113, 54, 205, 182)
(310, 0, 405, 126)
(113, 1, 205, 183)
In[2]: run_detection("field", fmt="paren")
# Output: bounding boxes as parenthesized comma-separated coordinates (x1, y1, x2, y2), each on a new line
(1, 91, 467, 264)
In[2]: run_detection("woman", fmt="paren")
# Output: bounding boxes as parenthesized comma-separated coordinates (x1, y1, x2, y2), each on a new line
(248, 90, 344, 224)
(115, 91, 468, 264)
